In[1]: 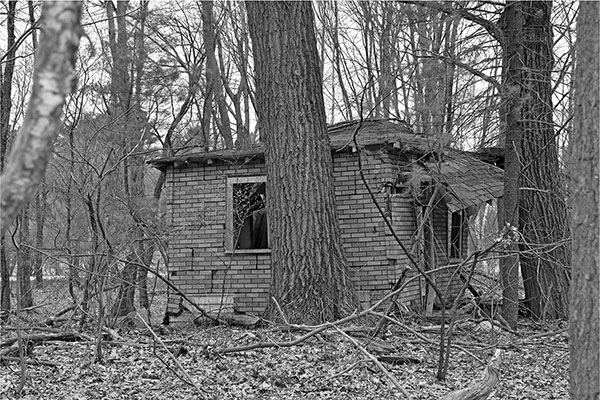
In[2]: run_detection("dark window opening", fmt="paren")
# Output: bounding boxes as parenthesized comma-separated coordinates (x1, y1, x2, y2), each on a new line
(232, 182, 268, 249)
(449, 211, 464, 258)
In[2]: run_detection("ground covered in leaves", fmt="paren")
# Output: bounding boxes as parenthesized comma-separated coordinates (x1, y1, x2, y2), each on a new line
(1, 282, 569, 399)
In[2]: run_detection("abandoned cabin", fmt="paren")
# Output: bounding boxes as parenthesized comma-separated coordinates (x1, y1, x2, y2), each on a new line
(148, 119, 504, 318)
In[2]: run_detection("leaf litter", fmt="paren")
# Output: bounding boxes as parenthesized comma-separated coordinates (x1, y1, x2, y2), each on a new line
(1, 318, 569, 400)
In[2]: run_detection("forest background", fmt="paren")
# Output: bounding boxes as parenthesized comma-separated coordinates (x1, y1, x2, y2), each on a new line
(0, 1, 597, 399)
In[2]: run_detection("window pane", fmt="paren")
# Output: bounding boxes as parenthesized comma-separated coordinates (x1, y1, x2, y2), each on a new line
(232, 182, 268, 249)
(450, 211, 463, 258)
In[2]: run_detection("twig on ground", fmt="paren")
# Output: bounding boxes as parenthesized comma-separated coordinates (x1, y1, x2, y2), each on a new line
(309, 359, 370, 384)
(135, 311, 207, 398)
(439, 349, 503, 400)
(527, 327, 568, 340)
(17, 304, 47, 313)
(0, 356, 59, 367)
(370, 312, 484, 364)
(332, 325, 412, 400)
(214, 324, 331, 354)
(272, 297, 289, 325)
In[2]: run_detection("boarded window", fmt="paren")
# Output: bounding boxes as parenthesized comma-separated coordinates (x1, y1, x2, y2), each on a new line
(226, 176, 269, 251)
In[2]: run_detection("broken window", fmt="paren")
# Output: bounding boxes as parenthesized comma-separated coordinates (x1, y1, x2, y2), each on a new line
(448, 210, 464, 259)
(227, 176, 269, 250)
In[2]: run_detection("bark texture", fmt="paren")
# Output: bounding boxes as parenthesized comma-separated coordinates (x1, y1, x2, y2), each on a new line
(499, 1, 523, 329)
(569, 2, 600, 398)
(246, 1, 357, 324)
(518, 1, 570, 320)
(0, 1, 82, 235)
(0, 0, 17, 320)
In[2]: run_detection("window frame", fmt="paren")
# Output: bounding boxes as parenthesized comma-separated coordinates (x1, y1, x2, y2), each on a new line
(225, 175, 270, 254)
(447, 209, 464, 260)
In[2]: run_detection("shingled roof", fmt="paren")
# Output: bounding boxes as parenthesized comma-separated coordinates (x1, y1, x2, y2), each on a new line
(428, 150, 504, 212)
(148, 119, 431, 169)
(148, 119, 504, 209)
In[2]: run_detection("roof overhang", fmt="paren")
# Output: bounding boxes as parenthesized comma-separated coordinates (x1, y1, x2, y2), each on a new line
(148, 119, 421, 170)
(429, 151, 504, 211)
(147, 119, 505, 209)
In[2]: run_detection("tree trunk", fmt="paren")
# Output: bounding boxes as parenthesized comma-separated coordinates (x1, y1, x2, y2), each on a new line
(569, 2, 599, 398)
(0, 0, 17, 321)
(65, 126, 78, 302)
(518, 1, 570, 321)
(34, 186, 46, 286)
(328, 2, 353, 120)
(106, 0, 149, 318)
(246, 1, 357, 324)
(80, 193, 99, 327)
(498, 1, 523, 330)
(378, 3, 394, 118)
(202, 0, 234, 149)
(17, 207, 33, 308)
(0, 0, 16, 169)
(0, 1, 82, 234)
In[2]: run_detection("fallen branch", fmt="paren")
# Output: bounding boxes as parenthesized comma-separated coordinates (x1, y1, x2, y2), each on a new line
(214, 324, 331, 354)
(439, 349, 503, 400)
(370, 312, 483, 363)
(17, 304, 47, 313)
(0, 356, 59, 367)
(1, 332, 91, 348)
(44, 305, 76, 326)
(333, 325, 412, 400)
(135, 311, 207, 398)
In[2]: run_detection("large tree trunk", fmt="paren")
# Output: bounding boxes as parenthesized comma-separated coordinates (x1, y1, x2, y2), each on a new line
(1, 1, 81, 313)
(518, 1, 570, 321)
(246, 1, 357, 324)
(569, 2, 599, 398)
(0, 1, 82, 233)
(498, 1, 523, 330)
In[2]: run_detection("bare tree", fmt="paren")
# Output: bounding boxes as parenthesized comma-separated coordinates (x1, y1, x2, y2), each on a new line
(105, 0, 151, 318)
(247, 1, 357, 324)
(516, 1, 571, 321)
(497, 0, 523, 329)
(202, 0, 233, 148)
(0, 0, 18, 320)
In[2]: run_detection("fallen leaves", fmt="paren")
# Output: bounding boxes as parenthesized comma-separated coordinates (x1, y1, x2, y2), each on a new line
(1, 282, 569, 400)
(1, 321, 570, 400)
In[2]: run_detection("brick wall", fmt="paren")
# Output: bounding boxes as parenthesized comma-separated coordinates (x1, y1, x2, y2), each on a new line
(165, 159, 271, 315)
(164, 149, 465, 315)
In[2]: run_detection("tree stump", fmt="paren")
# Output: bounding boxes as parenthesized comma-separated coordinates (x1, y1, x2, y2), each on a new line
(440, 349, 503, 400)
